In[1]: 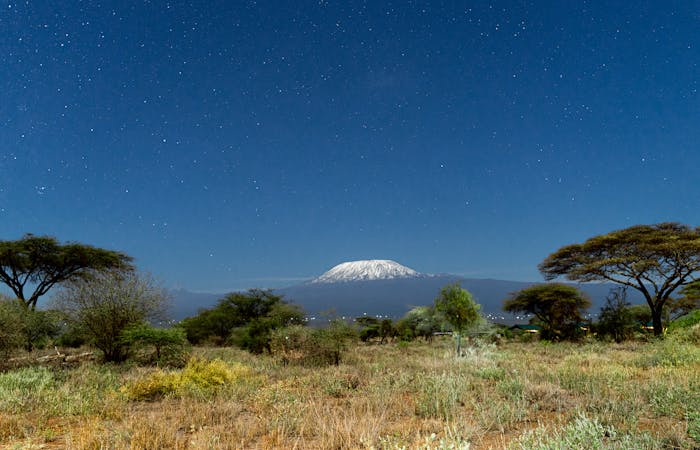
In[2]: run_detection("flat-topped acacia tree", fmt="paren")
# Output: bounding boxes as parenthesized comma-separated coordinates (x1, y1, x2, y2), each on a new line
(539, 223, 700, 336)
(0, 234, 134, 310)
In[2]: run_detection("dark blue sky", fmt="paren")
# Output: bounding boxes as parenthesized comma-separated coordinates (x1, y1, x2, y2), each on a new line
(2, 1, 699, 292)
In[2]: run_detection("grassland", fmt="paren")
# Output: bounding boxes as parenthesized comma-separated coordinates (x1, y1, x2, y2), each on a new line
(1, 337, 699, 449)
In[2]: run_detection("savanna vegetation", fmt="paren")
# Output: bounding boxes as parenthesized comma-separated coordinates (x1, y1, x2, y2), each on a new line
(0, 224, 699, 449)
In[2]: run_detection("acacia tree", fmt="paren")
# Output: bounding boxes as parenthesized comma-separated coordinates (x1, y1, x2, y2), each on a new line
(434, 283, 481, 355)
(503, 283, 591, 340)
(539, 223, 700, 335)
(0, 234, 134, 310)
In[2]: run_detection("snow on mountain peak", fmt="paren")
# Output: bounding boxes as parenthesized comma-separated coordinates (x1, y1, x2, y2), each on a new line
(311, 260, 423, 284)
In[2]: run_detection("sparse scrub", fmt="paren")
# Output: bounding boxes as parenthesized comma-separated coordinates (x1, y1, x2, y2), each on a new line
(1, 338, 698, 449)
(508, 415, 659, 449)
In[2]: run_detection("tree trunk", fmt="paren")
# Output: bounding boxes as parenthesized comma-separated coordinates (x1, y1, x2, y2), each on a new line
(651, 308, 664, 336)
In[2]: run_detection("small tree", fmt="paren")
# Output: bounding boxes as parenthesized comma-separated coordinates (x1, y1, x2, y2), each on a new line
(54, 271, 169, 363)
(434, 283, 481, 355)
(313, 318, 358, 365)
(120, 323, 189, 366)
(379, 318, 395, 344)
(504, 283, 591, 341)
(356, 316, 381, 342)
(0, 294, 61, 352)
(596, 287, 637, 343)
(0, 234, 133, 310)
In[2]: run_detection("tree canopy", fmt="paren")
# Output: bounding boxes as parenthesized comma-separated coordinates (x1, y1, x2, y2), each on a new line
(180, 289, 305, 353)
(539, 223, 700, 335)
(503, 283, 591, 340)
(0, 234, 134, 310)
(434, 283, 481, 355)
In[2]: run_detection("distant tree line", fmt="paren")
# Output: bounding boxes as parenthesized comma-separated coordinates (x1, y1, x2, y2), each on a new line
(1, 223, 699, 365)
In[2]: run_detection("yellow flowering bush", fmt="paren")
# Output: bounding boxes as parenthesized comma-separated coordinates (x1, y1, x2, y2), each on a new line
(121, 357, 252, 401)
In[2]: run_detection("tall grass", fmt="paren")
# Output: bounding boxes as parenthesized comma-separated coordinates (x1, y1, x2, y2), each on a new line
(1, 338, 698, 448)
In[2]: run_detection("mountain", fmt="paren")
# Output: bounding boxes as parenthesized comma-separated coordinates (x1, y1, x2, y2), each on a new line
(312, 259, 425, 283)
(168, 260, 646, 323)
(279, 275, 644, 324)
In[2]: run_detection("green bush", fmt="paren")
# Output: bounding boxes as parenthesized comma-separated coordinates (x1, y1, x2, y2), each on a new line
(120, 323, 190, 367)
(0, 297, 25, 358)
(667, 310, 700, 344)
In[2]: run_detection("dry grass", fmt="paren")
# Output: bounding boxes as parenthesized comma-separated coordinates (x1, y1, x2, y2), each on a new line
(1, 338, 699, 449)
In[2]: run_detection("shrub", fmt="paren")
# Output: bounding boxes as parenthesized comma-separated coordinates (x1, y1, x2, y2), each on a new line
(667, 310, 700, 344)
(596, 287, 637, 343)
(0, 297, 25, 358)
(120, 323, 189, 367)
(269, 321, 358, 366)
(121, 357, 252, 401)
(269, 325, 316, 365)
(54, 271, 170, 363)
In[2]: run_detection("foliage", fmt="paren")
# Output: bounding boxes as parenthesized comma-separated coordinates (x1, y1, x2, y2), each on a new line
(356, 316, 380, 342)
(396, 305, 446, 341)
(503, 283, 591, 341)
(434, 283, 481, 355)
(120, 323, 189, 367)
(228, 301, 305, 353)
(434, 283, 481, 333)
(669, 280, 700, 319)
(312, 318, 358, 365)
(180, 289, 304, 353)
(269, 321, 359, 366)
(0, 234, 133, 310)
(54, 271, 170, 363)
(269, 325, 316, 365)
(356, 316, 396, 343)
(121, 357, 253, 401)
(596, 287, 638, 343)
(179, 307, 232, 345)
(539, 222, 700, 335)
(0, 295, 62, 355)
(668, 309, 700, 331)
(666, 310, 700, 344)
(0, 295, 26, 358)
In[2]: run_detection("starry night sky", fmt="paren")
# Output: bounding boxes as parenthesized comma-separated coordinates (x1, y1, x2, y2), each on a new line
(1, 1, 699, 292)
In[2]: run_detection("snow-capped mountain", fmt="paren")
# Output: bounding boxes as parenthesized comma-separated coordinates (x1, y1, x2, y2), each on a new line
(311, 259, 425, 283)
